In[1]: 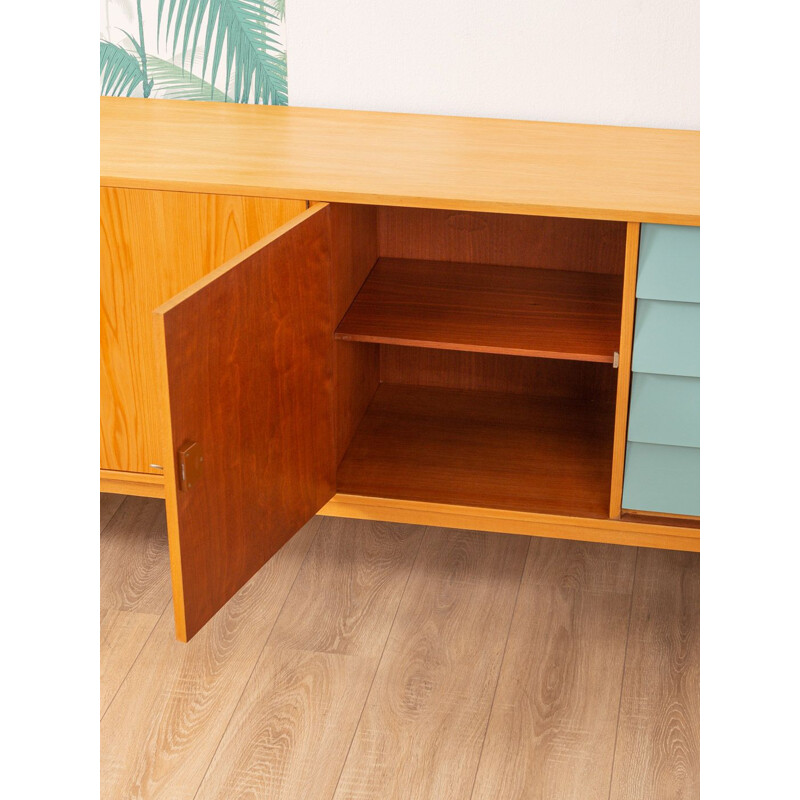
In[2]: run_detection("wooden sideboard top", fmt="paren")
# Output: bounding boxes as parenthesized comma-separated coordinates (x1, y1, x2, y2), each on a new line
(100, 98, 699, 225)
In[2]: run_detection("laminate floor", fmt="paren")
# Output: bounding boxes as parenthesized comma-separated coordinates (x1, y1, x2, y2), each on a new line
(100, 494, 699, 800)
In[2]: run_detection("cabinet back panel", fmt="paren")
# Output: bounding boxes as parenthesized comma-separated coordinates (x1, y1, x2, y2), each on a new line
(380, 345, 617, 403)
(377, 207, 626, 274)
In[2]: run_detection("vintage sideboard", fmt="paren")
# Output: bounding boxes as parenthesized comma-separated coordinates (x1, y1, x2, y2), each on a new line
(100, 98, 700, 641)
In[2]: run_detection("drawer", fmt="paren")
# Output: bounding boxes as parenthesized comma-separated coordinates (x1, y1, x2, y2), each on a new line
(632, 299, 699, 377)
(627, 373, 699, 448)
(637, 224, 699, 303)
(622, 442, 700, 516)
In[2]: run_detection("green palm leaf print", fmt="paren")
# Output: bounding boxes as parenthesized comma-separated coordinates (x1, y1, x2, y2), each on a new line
(100, 40, 144, 97)
(158, 0, 288, 104)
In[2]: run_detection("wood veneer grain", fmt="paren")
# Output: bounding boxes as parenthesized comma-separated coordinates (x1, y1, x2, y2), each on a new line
(330, 203, 379, 320)
(621, 511, 700, 529)
(609, 548, 700, 800)
(322, 495, 700, 551)
(610, 222, 641, 518)
(337, 384, 616, 518)
(471, 538, 636, 800)
(335, 342, 380, 463)
(329, 204, 381, 463)
(100, 470, 166, 499)
(101, 99, 700, 225)
(100, 187, 306, 476)
(378, 206, 626, 273)
(155, 204, 337, 641)
(379, 345, 618, 401)
(100, 517, 320, 800)
(333, 527, 529, 800)
(336, 258, 623, 362)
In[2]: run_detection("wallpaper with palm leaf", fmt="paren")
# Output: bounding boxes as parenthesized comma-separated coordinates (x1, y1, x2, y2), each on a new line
(100, 0, 287, 104)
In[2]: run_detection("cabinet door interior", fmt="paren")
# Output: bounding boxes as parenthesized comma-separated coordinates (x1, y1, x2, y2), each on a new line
(154, 203, 337, 641)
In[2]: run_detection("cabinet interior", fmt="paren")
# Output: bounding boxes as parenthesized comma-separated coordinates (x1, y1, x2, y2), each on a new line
(330, 205, 627, 518)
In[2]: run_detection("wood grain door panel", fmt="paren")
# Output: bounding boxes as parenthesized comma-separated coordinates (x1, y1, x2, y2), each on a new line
(100, 187, 307, 476)
(154, 204, 336, 641)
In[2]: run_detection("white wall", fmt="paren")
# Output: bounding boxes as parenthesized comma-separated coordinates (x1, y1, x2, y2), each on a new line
(286, 0, 698, 129)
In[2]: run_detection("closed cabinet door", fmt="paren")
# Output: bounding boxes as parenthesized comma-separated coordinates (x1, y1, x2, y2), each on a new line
(100, 188, 307, 478)
(154, 204, 339, 641)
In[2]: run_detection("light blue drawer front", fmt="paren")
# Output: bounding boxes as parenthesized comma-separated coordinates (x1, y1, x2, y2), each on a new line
(622, 442, 700, 516)
(637, 224, 700, 303)
(632, 299, 699, 378)
(628, 373, 699, 448)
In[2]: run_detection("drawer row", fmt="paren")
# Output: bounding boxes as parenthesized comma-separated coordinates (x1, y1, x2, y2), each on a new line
(622, 223, 700, 518)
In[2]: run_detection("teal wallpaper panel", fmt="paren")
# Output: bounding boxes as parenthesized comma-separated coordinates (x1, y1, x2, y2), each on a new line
(637, 224, 700, 303)
(632, 299, 700, 377)
(628, 373, 699, 448)
(622, 442, 700, 516)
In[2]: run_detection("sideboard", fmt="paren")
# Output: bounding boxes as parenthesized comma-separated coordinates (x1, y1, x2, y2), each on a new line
(100, 98, 700, 641)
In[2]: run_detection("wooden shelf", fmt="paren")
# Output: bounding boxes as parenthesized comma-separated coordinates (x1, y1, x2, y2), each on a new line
(337, 384, 615, 518)
(336, 258, 623, 363)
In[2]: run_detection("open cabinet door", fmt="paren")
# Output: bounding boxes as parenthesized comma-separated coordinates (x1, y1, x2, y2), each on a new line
(154, 204, 336, 641)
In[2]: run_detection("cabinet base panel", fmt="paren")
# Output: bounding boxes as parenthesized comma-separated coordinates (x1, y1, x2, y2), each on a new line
(620, 509, 700, 528)
(98, 474, 698, 550)
(320, 493, 699, 552)
(336, 383, 615, 519)
(100, 469, 165, 499)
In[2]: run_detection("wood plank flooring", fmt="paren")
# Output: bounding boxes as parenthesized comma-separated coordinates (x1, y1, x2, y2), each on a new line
(100, 494, 699, 800)
(608, 549, 700, 799)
